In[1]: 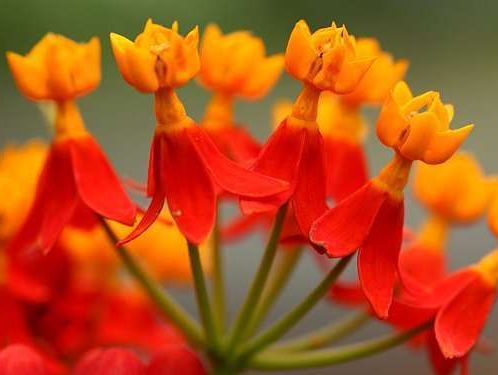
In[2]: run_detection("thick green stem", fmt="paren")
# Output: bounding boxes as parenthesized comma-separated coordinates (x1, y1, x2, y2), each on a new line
(237, 255, 353, 362)
(248, 322, 432, 370)
(271, 310, 370, 352)
(188, 242, 218, 350)
(244, 246, 304, 337)
(212, 204, 225, 335)
(224, 204, 288, 356)
(100, 219, 204, 347)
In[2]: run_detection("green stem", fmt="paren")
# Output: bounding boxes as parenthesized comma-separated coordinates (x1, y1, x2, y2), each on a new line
(188, 242, 218, 349)
(212, 203, 225, 335)
(244, 246, 304, 337)
(224, 204, 288, 356)
(270, 310, 370, 352)
(100, 219, 204, 347)
(237, 255, 353, 362)
(248, 322, 432, 370)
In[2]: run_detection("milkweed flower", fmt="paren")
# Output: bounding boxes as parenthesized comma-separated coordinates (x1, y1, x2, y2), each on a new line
(311, 81, 474, 317)
(199, 24, 283, 161)
(285, 20, 375, 94)
(73, 348, 146, 375)
(6, 34, 136, 256)
(0, 344, 49, 375)
(110, 20, 288, 245)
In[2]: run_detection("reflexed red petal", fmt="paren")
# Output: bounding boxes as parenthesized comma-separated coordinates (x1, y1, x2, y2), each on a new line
(240, 119, 307, 213)
(206, 125, 261, 163)
(73, 348, 146, 375)
(162, 129, 216, 244)
(8, 142, 78, 254)
(310, 182, 387, 257)
(146, 134, 161, 197)
(292, 128, 327, 236)
(324, 137, 368, 202)
(70, 136, 136, 225)
(399, 244, 446, 296)
(146, 345, 207, 375)
(221, 212, 273, 243)
(427, 332, 461, 375)
(435, 275, 497, 358)
(328, 281, 367, 307)
(188, 126, 288, 198)
(388, 299, 435, 331)
(358, 196, 404, 318)
(0, 345, 48, 375)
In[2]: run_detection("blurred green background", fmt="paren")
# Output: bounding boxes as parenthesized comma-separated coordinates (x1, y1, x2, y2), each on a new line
(0, 0, 497, 373)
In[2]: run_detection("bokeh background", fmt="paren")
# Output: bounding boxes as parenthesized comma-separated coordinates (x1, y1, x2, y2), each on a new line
(1, 0, 497, 373)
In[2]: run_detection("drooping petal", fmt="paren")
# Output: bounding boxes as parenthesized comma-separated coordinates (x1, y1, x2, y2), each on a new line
(292, 128, 327, 236)
(206, 126, 261, 163)
(187, 125, 288, 198)
(427, 332, 462, 375)
(221, 212, 273, 243)
(328, 280, 367, 307)
(73, 348, 146, 375)
(146, 346, 207, 375)
(358, 196, 404, 318)
(70, 136, 136, 225)
(435, 275, 497, 358)
(240, 119, 306, 214)
(161, 129, 216, 244)
(310, 182, 387, 257)
(324, 137, 368, 202)
(0, 345, 48, 375)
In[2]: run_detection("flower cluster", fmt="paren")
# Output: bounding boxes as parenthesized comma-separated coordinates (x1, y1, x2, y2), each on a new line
(1, 18, 495, 375)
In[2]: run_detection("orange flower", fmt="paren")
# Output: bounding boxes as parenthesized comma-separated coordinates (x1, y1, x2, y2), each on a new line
(0, 140, 47, 242)
(110, 209, 212, 284)
(377, 81, 474, 164)
(285, 20, 375, 93)
(199, 24, 284, 99)
(414, 152, 493, 223)
(110, 20, 199, 92)
(340, 38, 408, 107)
(6, 34, 100, 101)
(488, 185, 498, 237)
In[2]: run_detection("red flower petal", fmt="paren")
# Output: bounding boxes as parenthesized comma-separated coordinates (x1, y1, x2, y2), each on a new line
(146, 345, 207, 375)
(0, 345, 48, 375)
(221, 212, 273, 243)
(240, 119, 307, 213)
(292, 128, 327, 236)
(310, 182, 387, 257)
(161, 129, 216, 244)
(435, 275, 497, 358)
(427, 332, 462, 375)
(206, 125, 261, 163)
(70, 136, 136, 225)
(324, 137, 368, 202)
(328, 280, 367, 307)
(73, 348, 146, 375)
(8, 142, 78, 254)
(358, 196, 404, 318)
(187, 125, 288, 198)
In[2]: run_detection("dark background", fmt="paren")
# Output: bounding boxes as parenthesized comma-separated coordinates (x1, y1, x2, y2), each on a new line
(0, 0, 496, 373)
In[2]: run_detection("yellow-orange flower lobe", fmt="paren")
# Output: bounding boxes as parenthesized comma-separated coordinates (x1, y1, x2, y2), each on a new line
(487, 184, 498, 237)
(414, 153, 493, 223)
(199, 24, 284, 99)
(110, 20, 199, 92)
(376, 81, 474, 164)
(7, 33, 100, 101)
(475, 249, 498, 287)
(285, 20, 375, 94)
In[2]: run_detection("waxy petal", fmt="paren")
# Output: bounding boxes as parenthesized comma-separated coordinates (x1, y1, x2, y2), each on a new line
(358, 196, 404, 318)
(285, 20, 316, 81)
(427, 333, 463, 375)
(435, 275, 497, 358)
(423, 125, 474, 165)
(6, 52, 49, 100)
(70, 136, 136, 225)
(310, 182, 387, 257)
(187, 126, 288, 198)
(0, 345, 48, 375)
(146, 346, 207, 375)
(161, 130, 216, 244)
(74, 348, 146, 375)
(328, 281, 367, 307)
(332, 57, 376, 94)
(239, 54, 285, 99)
(206, 126, 261, 163)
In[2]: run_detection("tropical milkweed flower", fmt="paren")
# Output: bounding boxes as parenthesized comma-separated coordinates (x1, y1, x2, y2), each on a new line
(285, 20, 375, 94)
(110, 20, 288, 245)
(6, 34, 136, 256)
(311, 81, 474, 317)
(199, 24, 283, 161)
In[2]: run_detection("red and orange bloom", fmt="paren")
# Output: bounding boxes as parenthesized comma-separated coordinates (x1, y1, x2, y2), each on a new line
(285, 20, 375, 94)
(6, 34, 136, 257)
(110, 20, 288, 245)
(199, 24, 283, 162)
(311, 81, 473, 317)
